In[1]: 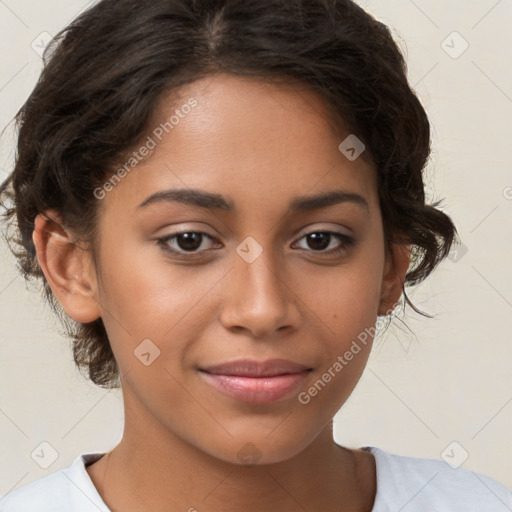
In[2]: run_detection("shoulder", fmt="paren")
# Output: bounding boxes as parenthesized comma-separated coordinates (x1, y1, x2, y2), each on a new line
(0, 453, 108, 512)
(363, 446, 512, 511)
(0, 469, 71, 510)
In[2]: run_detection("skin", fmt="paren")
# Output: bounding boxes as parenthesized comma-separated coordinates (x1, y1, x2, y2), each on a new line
(33, 73, 411, 512)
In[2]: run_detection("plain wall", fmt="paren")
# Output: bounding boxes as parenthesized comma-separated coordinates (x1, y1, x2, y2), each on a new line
(0, 0, 511, 497)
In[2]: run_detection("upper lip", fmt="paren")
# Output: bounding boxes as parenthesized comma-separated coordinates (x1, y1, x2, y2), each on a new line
(199, 358, 312, 377)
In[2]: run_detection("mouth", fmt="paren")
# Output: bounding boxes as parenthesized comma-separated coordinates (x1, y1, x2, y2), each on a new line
(198, 359, 313, 404)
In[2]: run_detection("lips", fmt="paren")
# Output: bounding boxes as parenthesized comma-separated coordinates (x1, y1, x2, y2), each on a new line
(198, 359, 313, 404)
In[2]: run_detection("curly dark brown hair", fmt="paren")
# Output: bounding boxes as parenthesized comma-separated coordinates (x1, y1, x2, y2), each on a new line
(0, 0, 458, 389)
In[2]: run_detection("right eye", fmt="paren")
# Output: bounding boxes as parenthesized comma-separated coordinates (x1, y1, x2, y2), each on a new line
(157, 231, 220, 256)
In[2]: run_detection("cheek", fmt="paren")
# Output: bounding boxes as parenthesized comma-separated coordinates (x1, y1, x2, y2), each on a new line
(305, 255, 383, 326)
(294, 266, 380, 417)
(94, 240, 224, 365)
(96, 235, 187, 322)
(299, 248, 384, 378)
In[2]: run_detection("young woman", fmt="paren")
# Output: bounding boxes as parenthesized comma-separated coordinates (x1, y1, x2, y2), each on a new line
(1, 0, 510, 510)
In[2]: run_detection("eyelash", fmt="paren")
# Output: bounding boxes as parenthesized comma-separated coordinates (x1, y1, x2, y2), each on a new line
(156, 230, 355, 258)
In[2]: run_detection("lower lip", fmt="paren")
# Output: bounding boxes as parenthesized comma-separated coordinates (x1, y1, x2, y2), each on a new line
(199, 370, 311, 404)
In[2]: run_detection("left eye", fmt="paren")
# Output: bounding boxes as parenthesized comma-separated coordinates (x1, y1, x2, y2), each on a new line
(293, 231, 354, 254)
(157, 230, 354, 256)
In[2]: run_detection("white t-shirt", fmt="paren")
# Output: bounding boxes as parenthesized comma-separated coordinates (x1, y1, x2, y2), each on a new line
(1, 445, 511, 511)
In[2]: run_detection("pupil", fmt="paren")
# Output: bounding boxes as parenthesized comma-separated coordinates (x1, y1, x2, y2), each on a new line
(178, 233, 201, 251)
(308, 233, 329, 250)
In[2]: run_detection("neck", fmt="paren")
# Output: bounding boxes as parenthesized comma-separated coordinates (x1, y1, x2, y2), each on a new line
(88, 391, 373, 512)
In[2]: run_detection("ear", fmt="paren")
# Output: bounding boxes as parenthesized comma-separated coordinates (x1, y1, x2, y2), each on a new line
(378, 242, 412, 316)
(32, 210, 101, 323)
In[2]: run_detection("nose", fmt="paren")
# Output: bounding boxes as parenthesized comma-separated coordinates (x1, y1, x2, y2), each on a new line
(219, 246, 301, 339)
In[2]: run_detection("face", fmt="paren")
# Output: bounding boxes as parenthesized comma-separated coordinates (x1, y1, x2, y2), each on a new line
(77, 73, 401, 464)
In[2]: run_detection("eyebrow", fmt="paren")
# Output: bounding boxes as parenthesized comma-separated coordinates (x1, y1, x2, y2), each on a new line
(137, 187, 369, 213)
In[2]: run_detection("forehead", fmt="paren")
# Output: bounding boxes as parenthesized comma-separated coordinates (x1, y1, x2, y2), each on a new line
(105, 73, 378, 216)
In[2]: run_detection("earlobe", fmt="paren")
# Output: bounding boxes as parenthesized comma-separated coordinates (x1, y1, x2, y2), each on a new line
(378, 243, 412, 316)
(32, 210, 101, 323)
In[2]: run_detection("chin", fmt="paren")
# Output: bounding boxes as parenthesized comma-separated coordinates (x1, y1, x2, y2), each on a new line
(201, 435, 312, 467)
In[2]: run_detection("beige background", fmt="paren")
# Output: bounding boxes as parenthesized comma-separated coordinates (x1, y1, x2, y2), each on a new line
(0, 0, 511, 498)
